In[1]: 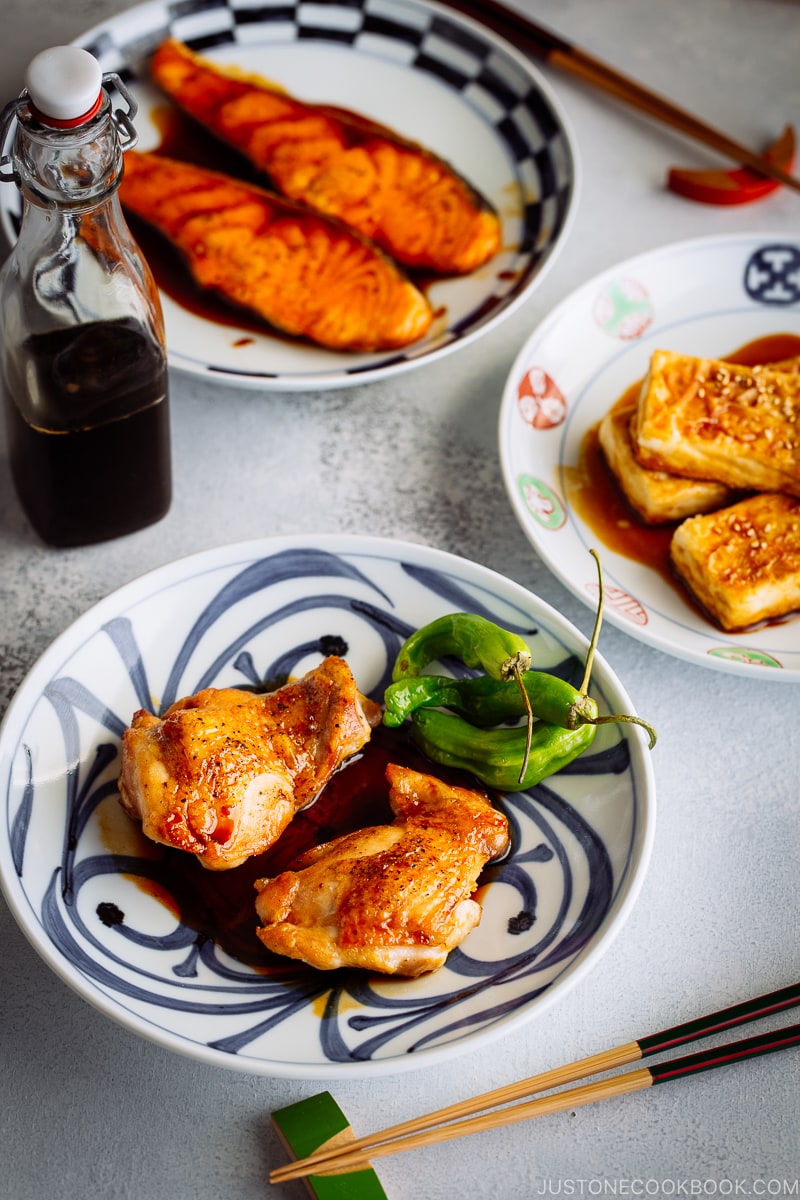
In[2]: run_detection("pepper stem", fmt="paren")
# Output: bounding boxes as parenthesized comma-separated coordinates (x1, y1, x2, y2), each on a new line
(501, 650, 534, 786)
(589, 713, 658, 750)
(580, 548, 604, 696)
(513, 664, 534, 784)
(580, 550, 658, 750)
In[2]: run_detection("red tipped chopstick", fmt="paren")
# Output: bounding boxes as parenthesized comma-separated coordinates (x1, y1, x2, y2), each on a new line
(439, 0, 800, 196)
(270, 982, 800, 1184)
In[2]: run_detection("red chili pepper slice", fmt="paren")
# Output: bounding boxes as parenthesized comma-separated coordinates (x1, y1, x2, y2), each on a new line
(667, 124, 795, 206)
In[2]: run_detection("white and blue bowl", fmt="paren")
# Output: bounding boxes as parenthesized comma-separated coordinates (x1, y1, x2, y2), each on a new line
(0, 535, 654, 1077)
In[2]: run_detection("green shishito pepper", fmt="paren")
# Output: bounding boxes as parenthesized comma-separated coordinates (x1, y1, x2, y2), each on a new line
(391, 611, 532, 685)
(384, 552, 656, 791)
(409, 707, 597, 792)
(384, 668, 597, 730)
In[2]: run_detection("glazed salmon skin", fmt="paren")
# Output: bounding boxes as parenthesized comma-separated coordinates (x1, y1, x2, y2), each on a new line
(150, 38, 502, 276)
(120, 151, 433, 352)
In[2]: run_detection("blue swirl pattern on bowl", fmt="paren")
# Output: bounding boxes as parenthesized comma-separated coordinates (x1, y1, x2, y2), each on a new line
(0, 537, 651, 1077)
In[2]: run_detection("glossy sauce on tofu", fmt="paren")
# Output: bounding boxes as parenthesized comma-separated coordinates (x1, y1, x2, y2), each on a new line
(562, 333, 800, 607)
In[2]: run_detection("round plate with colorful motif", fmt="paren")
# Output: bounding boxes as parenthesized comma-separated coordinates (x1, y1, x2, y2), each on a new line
(499, 232, 800, 680)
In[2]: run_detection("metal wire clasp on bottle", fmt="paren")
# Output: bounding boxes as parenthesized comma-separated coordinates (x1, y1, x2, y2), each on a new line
(0, 71, 139, 185)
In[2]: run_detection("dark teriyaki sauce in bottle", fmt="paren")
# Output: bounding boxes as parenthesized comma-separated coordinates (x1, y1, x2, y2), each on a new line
(4, 316, 171, 546)
(0, 46, 173, 547)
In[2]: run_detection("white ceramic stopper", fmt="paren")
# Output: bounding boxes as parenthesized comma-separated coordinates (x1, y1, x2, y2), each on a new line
(25, 46, 102, 122)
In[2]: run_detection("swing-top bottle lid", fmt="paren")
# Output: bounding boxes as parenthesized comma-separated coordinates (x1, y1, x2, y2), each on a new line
(25, 46, 103, 127)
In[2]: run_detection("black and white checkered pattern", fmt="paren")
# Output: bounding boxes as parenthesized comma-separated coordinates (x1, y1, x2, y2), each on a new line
(2, 0, 576, 381)
(85, 0, 574, 262)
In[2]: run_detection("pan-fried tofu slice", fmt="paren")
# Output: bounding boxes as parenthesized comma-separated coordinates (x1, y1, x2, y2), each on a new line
(669, 492, 800, 630)
(633, 350, 800, 497)
(599, 403, 735, 523)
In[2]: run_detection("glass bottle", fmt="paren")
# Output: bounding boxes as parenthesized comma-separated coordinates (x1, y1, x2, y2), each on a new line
(0, 46, 171, 547)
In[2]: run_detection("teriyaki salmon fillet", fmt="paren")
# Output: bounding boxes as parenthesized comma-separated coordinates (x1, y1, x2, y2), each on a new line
(150, 38, 502, 276)
(120, 150, 433, 352)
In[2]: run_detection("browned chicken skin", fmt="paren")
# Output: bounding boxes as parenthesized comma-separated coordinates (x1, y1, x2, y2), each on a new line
(254, 763, 509, 976)
(118, 657, 382, 870)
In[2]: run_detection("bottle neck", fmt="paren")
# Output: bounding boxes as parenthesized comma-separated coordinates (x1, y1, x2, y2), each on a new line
(12, 94, 122, 211)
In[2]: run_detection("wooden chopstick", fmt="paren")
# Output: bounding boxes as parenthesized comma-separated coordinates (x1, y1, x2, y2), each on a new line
(273, 1023, 800, 1181)
(439, 0, 800, 195)
(269, 983, 800, 1184)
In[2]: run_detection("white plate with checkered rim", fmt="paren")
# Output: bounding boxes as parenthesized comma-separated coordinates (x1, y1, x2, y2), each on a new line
(0, 0, 578, 391)
(499, 232, 800, 680)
